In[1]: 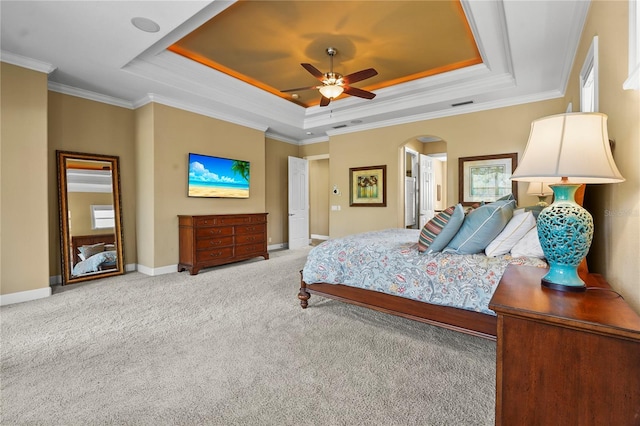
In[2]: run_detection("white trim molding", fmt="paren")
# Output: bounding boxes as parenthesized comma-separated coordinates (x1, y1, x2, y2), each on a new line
(268, 243, 288, 251)
(580, 36, 599, 112)
(1, 287, 52, 306)
(624, 0, 640, 90)
(137, 264, 177, 276)
(0, 50, 56, 74)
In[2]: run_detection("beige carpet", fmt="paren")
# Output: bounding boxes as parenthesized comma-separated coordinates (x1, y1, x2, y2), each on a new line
(1, 247, 495, 425)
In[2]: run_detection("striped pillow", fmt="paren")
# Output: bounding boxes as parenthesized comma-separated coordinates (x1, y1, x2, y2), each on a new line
(417, 204, 465, 253)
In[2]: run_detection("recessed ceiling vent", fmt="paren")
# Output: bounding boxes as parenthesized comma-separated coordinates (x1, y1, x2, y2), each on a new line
(332, 124, 348, 129)
(451, 100, 474, 107)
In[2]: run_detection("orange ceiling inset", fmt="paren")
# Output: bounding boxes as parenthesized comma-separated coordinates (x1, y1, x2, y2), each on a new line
(169, 0, 481, 107)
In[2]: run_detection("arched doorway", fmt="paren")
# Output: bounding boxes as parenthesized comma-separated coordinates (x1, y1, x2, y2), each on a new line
(402, 136, 448, 229)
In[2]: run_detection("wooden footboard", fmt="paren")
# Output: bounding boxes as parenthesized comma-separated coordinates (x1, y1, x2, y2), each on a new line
(299, 273, 497, 340)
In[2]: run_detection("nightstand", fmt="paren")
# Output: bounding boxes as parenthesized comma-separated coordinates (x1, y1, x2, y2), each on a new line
(489, 265, 640, 425)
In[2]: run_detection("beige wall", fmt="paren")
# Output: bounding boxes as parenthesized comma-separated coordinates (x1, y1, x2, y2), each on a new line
(328, 99, 564, 237)
(138, 103, 266, 269)
(564, 1, 640, 312)
(309, 158, 329, 237)
(48, 92, 137, 275)
(422, 140, 447, 155)
(299, 141, 329, 158)
(432, 158, 447, 211)
(0, 63, 49, 296)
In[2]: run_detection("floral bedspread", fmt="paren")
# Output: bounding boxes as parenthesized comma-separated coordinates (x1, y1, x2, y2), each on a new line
(72, 250, 117, 275)
(301, 228, 547, 315)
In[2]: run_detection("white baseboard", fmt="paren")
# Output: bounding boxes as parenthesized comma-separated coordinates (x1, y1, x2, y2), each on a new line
(137, 264, 177, 276)
(125, 263, 136, 272)
(1, 287, 52, 306)
(310, 234, 329, 240)
(268, 243, 287, 250)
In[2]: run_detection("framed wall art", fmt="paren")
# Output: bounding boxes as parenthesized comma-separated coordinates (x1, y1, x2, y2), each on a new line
(459, 153, 517, 205)
(349, 165, 386, 207)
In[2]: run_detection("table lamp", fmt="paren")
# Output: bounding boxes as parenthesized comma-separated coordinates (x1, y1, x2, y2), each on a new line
(511, 112, 625, 292)
(527, 182, 554, 206)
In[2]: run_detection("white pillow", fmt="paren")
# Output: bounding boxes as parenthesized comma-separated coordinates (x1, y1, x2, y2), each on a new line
(511, 226, 545, 258)
(485, 211, 536, 257)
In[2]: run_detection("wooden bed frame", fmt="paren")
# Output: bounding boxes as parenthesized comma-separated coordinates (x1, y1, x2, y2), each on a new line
(298, 186, 588, 341)
(71, 233, 116, 265)
(298, 278, 497, 340)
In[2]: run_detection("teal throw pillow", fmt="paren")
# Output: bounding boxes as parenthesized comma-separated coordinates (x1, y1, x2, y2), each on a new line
(444, 199, 516, 254)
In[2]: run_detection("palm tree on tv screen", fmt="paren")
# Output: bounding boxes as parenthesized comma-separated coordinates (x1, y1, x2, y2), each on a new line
(231, 161, 250, 182)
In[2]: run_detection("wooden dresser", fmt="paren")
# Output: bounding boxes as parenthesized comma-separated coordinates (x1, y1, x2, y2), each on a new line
(489, 265, 640, 426)
(178, 213, 268, 275)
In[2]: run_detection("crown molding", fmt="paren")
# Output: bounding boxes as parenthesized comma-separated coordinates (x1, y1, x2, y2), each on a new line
(136, 93, 269, 133)
(123, 51, 305, 129)
(1, 50, 56, 74)
(48, 81, 134, 109)
(264, 131, 302, 145)
(325, 89, 564, 139)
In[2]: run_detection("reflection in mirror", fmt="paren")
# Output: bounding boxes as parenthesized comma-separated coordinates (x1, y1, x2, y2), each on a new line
(57, 151, 124, 285)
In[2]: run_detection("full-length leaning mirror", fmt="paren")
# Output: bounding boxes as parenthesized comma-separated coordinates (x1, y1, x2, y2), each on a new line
(57, 151, 124, 285)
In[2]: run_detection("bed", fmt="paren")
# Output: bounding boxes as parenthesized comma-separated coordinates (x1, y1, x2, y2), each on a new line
(299, 228, 548, 340)
(298, 188, 589, 340)
(71, 234, 118, 276)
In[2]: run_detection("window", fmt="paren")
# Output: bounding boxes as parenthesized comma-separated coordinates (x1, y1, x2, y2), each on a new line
(91, 205, 115, 230)
(580, 36, 598, 112)
(624, 0, 639, 90)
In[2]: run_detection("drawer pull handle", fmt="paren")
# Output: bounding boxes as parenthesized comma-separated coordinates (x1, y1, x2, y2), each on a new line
(210, 251, 223, 257)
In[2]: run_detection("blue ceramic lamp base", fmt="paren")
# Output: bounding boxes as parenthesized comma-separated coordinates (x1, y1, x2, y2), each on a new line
(536, 184, 593, 292)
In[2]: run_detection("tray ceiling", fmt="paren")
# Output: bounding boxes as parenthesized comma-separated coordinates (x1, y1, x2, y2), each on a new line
(0, 1, 590, 143)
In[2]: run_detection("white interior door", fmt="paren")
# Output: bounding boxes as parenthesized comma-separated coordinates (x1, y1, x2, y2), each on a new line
(288, 156, 309, 249)
(419, 154, 435, 228)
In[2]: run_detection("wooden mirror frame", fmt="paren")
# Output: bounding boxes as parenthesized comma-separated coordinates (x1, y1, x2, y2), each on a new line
(57, 151, 124, 285)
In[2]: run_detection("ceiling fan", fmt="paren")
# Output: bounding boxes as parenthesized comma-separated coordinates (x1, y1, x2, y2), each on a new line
(281, 47, 378, 107)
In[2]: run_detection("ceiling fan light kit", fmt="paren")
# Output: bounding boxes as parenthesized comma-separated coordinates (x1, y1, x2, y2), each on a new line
(318, 84, 344, 99)
(282, 47, 378, 106)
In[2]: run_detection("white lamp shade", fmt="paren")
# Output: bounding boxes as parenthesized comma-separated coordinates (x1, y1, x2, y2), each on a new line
(511, 113, 625, 184)
(526, 182, 553, 196)
(318, 84, 344, 99)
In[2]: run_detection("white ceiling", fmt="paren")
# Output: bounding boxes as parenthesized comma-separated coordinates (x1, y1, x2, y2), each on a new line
(0, 1, 590, 144)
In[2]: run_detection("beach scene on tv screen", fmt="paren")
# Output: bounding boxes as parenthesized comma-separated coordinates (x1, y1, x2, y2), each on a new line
(188, 153, 250, 198)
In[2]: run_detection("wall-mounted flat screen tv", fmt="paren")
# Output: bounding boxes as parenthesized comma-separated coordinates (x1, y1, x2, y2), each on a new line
(188, 153, 250, 198)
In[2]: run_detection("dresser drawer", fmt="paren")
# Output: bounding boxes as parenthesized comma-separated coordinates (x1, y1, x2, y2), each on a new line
(194, 216, 252, 227)
(196, 226, 233, 239)
(196, 247, 234, 262)
(236, 233, 265, 245)
(196, 236, 234, 250)
(235, 243, 265, 256)
(236, 223, 266, 235)
(250, 215, 267, 224)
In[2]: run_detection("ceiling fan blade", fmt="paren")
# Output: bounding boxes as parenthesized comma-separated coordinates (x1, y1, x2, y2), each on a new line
(319, 96, 331, 107)
(343, 86, 376, 99)
(281, 86, 318, 93)
(301, 63, 325, 81)
(343, 68, 378, 84)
